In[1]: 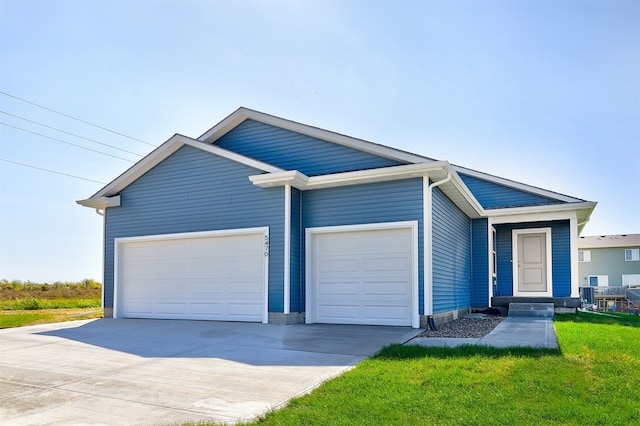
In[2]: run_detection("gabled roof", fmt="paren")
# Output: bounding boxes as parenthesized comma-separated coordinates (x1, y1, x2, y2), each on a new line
(579, 234, 640, 249)
(76, 133, 284, 209)
(453, 164, 586, 204)
(199, 107, 590, 206)
(198, 107, 436, 165)
(78, 107, 596, 220)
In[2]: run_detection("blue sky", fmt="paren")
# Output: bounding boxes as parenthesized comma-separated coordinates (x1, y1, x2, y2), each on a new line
(0, 0, 638, 283)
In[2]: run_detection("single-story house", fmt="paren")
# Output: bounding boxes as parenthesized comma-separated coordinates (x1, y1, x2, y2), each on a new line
(78, 107, 597, 327)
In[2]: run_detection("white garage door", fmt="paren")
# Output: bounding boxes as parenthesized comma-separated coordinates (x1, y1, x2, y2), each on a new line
(306, 223, 417, 327)
(115, 229, 267, 322)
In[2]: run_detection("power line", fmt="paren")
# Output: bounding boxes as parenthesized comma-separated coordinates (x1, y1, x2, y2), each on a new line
(0, 158, 107, 184)
(0, 110, 145, 157)
(0, 91, 157, 147)
(0, 121, 136, 163)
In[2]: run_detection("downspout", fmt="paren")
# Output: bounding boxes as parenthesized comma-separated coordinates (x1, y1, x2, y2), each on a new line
(425, 172, 452, 331)
(284, 184, 291, 314)
(95, 208, 105, 317)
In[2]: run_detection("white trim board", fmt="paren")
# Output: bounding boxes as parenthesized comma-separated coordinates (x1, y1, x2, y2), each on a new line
(113, 227, 270, 323)
(198, 107, 591, 205)
(512, 227, 553, 297)
(452, 164, 585, 204)
(198, 107, 436, 165)
(305, 221, 420, 328)
(250, 162, 484, 219)
(77, 134, 283, 206)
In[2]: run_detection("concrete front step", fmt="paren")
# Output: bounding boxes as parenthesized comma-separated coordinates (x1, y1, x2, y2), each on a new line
(508, 302, 555, 318)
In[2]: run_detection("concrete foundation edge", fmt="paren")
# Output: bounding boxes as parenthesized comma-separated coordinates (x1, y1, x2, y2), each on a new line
(268, 312, 306, 324)
(420, 308, 468, 328)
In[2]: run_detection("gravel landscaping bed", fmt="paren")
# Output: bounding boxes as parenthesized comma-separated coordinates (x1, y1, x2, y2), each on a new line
(418, 315, 506, 338)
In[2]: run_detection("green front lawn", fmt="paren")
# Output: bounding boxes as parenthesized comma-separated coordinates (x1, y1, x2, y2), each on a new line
(239, 312, 639, 425)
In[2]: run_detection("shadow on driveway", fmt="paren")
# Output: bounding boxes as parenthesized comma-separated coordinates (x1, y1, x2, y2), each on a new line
(36, 318, 420, 365)
(0, 319, 421, 425)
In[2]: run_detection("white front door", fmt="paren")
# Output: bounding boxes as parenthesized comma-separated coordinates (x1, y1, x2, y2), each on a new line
(512, 228, 552, 297)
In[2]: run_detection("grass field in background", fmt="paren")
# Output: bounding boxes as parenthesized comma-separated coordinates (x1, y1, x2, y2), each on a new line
(0, 279, 102, 328)
(231, 312, 639, 426)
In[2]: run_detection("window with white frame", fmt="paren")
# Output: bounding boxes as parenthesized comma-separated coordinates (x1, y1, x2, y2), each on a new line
(625, 248, 640, 261)
(622, 274, 640, 287)
(578, 250, 591, 262)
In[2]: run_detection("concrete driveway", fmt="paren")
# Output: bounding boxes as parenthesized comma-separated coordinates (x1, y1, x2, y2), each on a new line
(0, 319, 420, 425)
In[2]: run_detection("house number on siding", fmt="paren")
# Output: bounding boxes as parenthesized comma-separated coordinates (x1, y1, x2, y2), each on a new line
(264, 235, 269, 257)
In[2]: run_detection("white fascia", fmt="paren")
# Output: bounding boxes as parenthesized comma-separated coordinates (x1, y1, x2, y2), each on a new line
(483, 202, 597, 223)
(198, 107, 436, 164)
(251, 162, 448, 190)
(250, 162, 485, 220)
(452, 165, 585, 203)
(75, 195, 121, 209)
(77, 134, 283, 208)
(249, 170, 309, 190)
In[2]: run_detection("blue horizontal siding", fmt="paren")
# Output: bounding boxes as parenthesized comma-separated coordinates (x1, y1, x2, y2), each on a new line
(302, 178, 424, 313)
(103, 145, 285, 313)
(460, 173, 563, 209)
(215, 119, 405, 176)
(551, 222, 571, 297)
(494, 220, 571, 297)
(432, 187, 472, 313)
(471, 218, 489, 306)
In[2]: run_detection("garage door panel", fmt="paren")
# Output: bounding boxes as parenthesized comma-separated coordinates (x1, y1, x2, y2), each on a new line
(189, 303, 224, 316)
(363, 305, 411, 322)
(227, 303, 263, 317)
(226, 280, 264, 295)
(124, 302, 154, 315)
(362, 256, 410, 273)
(227, 258, 264, 276)
(317, 258, 360, 273)
(318, 236, 362, 253)
(156, 303, 187, 315)
(187, 260, 224, 276)
(364, 234, 410, 253)
(309, 225, 415, 327)
(317, 304, 359, 320)
(364, 280, 411, 296)
(318, 281, 359, 296)
(118, 230, 266, 322)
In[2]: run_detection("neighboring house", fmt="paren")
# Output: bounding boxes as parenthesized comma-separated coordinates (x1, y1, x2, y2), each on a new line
(78, 107, 596, 328)
(578, 234, 640, 288)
